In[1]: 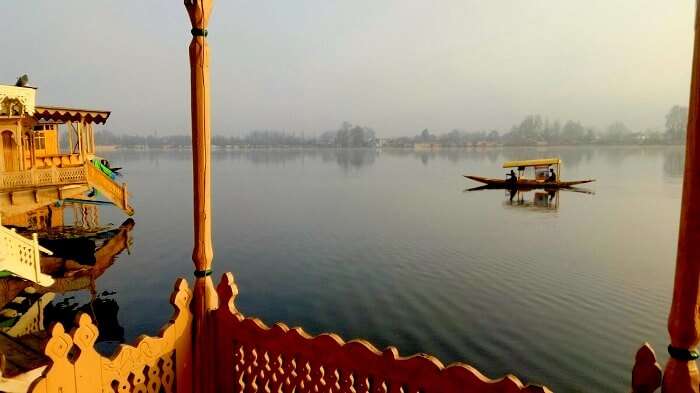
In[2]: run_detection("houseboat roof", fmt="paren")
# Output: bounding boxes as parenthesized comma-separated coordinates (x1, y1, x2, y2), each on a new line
(502, 158, 561, 168)
(33, 105, 111, 125)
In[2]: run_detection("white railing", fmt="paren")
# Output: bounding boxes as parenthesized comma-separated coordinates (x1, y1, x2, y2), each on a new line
(0, 224, 54, 286)
(0, 166, 87, 191)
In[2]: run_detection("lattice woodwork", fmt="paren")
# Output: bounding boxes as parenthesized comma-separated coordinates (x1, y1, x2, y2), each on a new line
(213, 272, 553, 393)
(0, 165, 87, 191)
(27, 279, 192, 393)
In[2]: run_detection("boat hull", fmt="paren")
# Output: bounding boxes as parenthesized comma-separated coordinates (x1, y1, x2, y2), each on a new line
(464, 175, 594, 188)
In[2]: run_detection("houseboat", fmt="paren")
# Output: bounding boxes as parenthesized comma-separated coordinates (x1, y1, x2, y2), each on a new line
(0, 82, 132, 218)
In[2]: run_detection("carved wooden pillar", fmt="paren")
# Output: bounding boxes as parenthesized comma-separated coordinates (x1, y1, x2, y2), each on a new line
(184, 1, 216, 393)
(663, 2, 700, 392)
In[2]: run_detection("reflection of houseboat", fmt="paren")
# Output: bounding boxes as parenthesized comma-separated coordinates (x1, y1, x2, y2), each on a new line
(1, 199, 124, 286)
(0, 82, 132, 217)
(0, 217, 132, 391)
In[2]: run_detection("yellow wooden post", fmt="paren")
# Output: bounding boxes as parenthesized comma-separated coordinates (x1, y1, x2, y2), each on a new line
(67, 122, 73, 154)
(76, 122, 84, 163)
(184, 1, 216, 393)
(30, 132, 36, 169)
(663, 2, 700, 392)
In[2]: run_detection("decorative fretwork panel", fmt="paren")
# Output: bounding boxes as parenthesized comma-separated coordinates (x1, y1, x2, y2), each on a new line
(27, 279, 192, 393)
(213, 273, 552, 393)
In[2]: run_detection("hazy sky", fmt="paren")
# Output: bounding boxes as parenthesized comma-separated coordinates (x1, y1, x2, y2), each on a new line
(1, 1, 694, 136)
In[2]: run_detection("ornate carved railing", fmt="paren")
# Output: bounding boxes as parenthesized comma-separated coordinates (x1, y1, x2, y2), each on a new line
(212, 273, 552, 393)
(27, 279, 192, 393)
(20, 273, 668, 393)
(0, 225, 54, 286)
(0, 164, 133, 215)
(0, 166, 87, 191)
(22, 274, 561, 393)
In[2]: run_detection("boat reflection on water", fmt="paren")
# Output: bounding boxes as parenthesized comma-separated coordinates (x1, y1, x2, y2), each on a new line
(466, 185, 594, 212)
(504, 189, 560, 211)
(0, 208, 133, 380)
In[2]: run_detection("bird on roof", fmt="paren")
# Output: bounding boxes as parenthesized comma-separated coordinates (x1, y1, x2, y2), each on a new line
(15, 74, 28, 87)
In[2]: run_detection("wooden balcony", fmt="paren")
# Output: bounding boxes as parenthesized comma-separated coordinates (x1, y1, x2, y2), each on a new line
(0, 163, 133, 216)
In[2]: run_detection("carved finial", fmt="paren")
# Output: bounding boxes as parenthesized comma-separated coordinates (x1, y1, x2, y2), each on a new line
(216, 272, 239, 313)
(44, 322, 73, 361)
(170, 278, 192, 313)
(72, 313, 99, 351)
(632, 343, 662, 393)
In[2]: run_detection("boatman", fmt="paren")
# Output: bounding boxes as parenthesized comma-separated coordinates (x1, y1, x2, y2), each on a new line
(547, 168, 557, 182)
(507, 169, 517, 185)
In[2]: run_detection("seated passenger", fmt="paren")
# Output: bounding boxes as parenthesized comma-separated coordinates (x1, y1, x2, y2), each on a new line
(547, 168, 557, 182)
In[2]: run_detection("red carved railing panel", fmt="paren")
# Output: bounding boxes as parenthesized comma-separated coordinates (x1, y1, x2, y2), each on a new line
(214, 272, 552, 393)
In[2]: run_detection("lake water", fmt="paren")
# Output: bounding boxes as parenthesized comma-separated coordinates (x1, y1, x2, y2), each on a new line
(85, 146, 683, 392)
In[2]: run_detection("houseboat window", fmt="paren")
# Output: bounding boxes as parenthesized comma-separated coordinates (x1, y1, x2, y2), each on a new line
(35, 132, 46, 150)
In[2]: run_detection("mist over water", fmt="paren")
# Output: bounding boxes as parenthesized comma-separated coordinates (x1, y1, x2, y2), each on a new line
(92, 146, 682, 392)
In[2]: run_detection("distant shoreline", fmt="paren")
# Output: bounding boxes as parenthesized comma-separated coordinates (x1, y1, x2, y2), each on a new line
(96, 144, 685, 152)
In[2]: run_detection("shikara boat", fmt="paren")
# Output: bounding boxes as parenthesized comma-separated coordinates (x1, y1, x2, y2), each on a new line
(464, 158, 594, 189)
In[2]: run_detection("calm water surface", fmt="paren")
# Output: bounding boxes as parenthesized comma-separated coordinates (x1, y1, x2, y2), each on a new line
(88, 147, 683, 392)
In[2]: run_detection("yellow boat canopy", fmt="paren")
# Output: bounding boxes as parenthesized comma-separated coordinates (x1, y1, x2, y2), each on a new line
(502, 158, 561, 168)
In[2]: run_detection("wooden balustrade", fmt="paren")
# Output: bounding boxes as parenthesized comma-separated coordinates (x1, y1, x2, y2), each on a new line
(23, 273, 553, 393)
(27, 279, 192, 393)
(213, 272, 552, 393)
(0, 226, 54, 286)
(0, 163, 133, 215)
(0, 166, 87, 191)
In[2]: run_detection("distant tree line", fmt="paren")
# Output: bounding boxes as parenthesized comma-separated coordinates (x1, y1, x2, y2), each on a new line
(318, 122, 376, 147)
(382, 105, 689, 147)
(95, 106, 689, 148)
